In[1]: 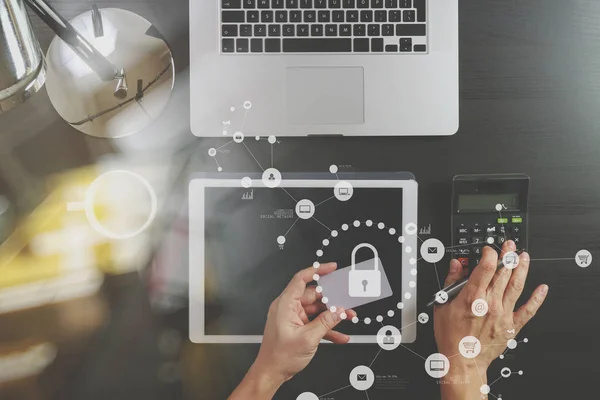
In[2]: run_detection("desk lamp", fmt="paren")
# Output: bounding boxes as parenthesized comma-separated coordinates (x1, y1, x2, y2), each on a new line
(0, 0, 174, 138)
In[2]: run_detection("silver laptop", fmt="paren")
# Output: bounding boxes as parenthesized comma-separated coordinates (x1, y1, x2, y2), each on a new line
(190, 0, 458, 137)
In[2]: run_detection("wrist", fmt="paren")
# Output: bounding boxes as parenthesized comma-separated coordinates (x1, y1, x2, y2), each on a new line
(246, 362, 285, 396)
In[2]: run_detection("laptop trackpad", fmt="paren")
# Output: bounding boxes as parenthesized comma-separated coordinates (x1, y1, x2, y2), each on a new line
(286, 67, 364, 125)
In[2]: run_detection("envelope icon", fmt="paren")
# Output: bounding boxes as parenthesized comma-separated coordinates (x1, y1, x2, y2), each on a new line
(427, 247, 438, 254)
(357, 374, 367, 381)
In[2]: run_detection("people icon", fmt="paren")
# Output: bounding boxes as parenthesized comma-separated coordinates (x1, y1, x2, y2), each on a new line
(268, 173, 275, 181)
(383, 330, 395, 345)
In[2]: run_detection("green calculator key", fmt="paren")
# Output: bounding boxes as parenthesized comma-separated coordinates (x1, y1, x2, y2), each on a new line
(497, 217, 508, 224)
(512, 217, 523, 223)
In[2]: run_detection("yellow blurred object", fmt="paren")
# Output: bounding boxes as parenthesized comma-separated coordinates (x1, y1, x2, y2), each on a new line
(0, 166, 149, 313)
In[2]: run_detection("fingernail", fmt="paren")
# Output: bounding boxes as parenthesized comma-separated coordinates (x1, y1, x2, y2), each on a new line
(520, 251, 530, 262)
(450, 260, 460, 273)
(540, 285, 549, 295)
(507, 240, 516, 250)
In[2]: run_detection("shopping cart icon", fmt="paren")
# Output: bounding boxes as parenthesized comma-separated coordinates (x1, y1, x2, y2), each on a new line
(578, 254, 590, 265)
(462, 341, 478, 354)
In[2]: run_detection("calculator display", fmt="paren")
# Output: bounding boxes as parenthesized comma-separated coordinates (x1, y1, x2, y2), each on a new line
(458, 193, 519, 212)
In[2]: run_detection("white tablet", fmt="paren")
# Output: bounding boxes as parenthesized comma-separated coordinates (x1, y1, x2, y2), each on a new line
(189, 173, 418, 344)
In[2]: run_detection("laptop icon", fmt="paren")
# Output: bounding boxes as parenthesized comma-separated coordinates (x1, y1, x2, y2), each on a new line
(430, 360, 446, 371)
(299, 205, 312, 214)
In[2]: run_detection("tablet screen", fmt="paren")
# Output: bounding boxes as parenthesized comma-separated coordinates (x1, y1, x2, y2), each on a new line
(201, 186, 405, 337)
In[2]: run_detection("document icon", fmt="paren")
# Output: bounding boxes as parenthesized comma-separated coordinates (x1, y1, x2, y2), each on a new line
(357, 374, 367, 381)
(428, 247, 438, 254)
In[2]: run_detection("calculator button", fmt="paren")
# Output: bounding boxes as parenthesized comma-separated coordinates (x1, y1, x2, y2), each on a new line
(471, 224, 483, 234)
(511, 216, 523, 224)
(473, 247, 482, 256)
(457, 224, 469, 235)
(511, 225, 522, 234)
(498, 226, 506, 235)
(513, 236, 521, 244)
(472, 237, 484, 245)
(458, 237, 469, 245)
(458, 258, 469, 267)
(498, 236, 506, 245)
(457, 248, 470, 256)
(486, 225, 498, 234)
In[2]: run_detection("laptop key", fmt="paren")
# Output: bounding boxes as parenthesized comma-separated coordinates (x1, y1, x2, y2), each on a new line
(251, 38, 263, 52)
(357, 0, 369, 8)
(311, 24, 324, 36)
(375, 10, 387, 22)
(368, 24, 380, 36)
(343, 0, 355, 7)
(248, 10, 260, 22)
(385, 0, 397, 7)
(222, 11, 245, 22)
(414, 0, 426, 22)
(318, 10, 331, 22)
(272, 0, 284, 8)
(385, 44, 398, 52)
(258, 0, 270, 8)
(371, 0, 384, 8)
(236, 38, 249, 52)
(276, 10, 288, 22)
(339, 24, 351, 36)
(354, 38, 369, 52)
(329, 0, 341, 8)
(400, 37, 412, 51)
(360, 10, 373, 22)
(371, 38, 384, 52)
(290, 10, 302, 22)
(243, 0, 255, 8)
(304, 10, 316, 22)
(240, 24, 253, 36)
(269, 24, 281, 36)
(287, 0, 299, 7)
(222, 38, 235, 52)
(222, 24, 238, 36)
(261, 10, 274, 22)
(297, 24, 310, 36)
(382, 24, 394, 36)
(403, 9, 415, 22)
(254, 24, 267, 36)
(300, 0, 312, 7)
(399, 0, 411, 8)
(315, 0, 327, 8)
(283, 24, 295, 36)
(333, 10, 344, 22)
(396, 24, 426, 36)
(222, 0, 242, 8)
(325, 24, 337, 36)
(414, 44, 426, 52)
(347, 10, 359, 22)
(265, 38, 281, 52)
(353, 24, 366, 36)
(389, 10, 401, 22)
(282, 38, 352, 52)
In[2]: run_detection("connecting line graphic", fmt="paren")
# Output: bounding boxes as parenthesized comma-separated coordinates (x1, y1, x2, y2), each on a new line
(312, 216, 332, 232)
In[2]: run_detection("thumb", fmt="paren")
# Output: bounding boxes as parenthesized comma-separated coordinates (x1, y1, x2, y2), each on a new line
(443, 259, 464, 287)
(304, 308, 345, 342)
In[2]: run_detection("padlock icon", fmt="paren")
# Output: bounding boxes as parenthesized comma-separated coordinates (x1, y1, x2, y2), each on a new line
(348, 243, 382, 298)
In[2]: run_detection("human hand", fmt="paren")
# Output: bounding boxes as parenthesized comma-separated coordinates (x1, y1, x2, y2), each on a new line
(229, 262, 355, 400)
(434, 241, 548, 397)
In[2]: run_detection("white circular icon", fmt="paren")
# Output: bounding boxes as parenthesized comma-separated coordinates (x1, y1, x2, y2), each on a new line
(296, 392, 318, 400)
(575, 249, 592, 268)
(486, 236, 495, 244)
(502, 251, 519, 270)
(420, 238, 445, 264)
(471, 299, 489, 317)
(69, 170, 158, 240)
(507, 339, 518, 349)
(425, 353, 450, 379)
(376, 326, 402, 351)
(435, 290, 449, 304)
(243, 100, 252, 110)
(241, 177, 252, 188)
(262, 168, 282, 188)
(208, 148, 217, 157)
(295, 199, 315, 220)
(334, 181, 354, 202)
(501, 367, 512, 378)
(268, 135, 277, 144)
(459, 336, 482, 359)
(405, 222, 418, 235)
(349, 365, 375, 391)
(418, 313, 430, 324)
(233, 131, 244, 143)
(480, 384, 491, 395)
(329, 164, 338, 174)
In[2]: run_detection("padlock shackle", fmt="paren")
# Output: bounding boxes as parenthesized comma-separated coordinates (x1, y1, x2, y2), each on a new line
(351, 243, 379, 271)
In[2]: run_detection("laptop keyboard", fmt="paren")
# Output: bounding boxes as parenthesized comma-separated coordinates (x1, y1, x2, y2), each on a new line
(220, 0, 428, 54)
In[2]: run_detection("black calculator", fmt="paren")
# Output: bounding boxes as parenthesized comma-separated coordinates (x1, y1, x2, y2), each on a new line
(451, 174, 530, 275)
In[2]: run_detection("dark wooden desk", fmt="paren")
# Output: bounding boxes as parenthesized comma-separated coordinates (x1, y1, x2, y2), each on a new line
(1, 0, 599, 399)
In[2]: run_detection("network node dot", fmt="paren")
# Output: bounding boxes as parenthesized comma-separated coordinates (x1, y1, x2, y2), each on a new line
(524, 338, 529, 343)
(480, 385, 491, 395)
(334, 181, 354, 201)
(389, 228, 396, 235)
(405, 246, 413, 253)
(376, 315, 383, 322)
(243, 101, 252, 110)
(518, 370, 523, 375)
(316, 286, 323, 293)
(404, 292, 412, 300)
(329, 165, 338, 174)
(331, 230, 338, 237)
(217, 167, 223, 172)
(316, 250, 323, 257)
(330, 306, 337, 313)
(507, 339, 518, 349)
(208, 148, 217, 157)
(409, 281, 416, 288)
(342, 224, 349, 231)
(323, 239, 330, 246)
(255, 136, 260, 141)
(313, 274, 320, 281)
(233, 131, 244, 143)
(410, 268, 417, 276)
(398, 236, 406, 243)
(366, 220, 373, 227)
(409, 258, 416, 265)
(340, 312, 347, 320)
(353, 220, 361, 227)
(487, 236, 494, 244)
(322, 297, 329, 304)
(378, 222, 385, 229)
(387, 310, 395, 317)
(364, 318, 371, 324)
(352, 316, 359, 324)
(268, 135, 277, 144)
(295, 199, 315, 219)
(397, 302, 404, 309)
(230, 106, 235, 111)
(277, 236, 286, 245)
(313, 261, 320, 268)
